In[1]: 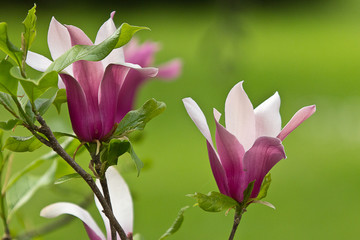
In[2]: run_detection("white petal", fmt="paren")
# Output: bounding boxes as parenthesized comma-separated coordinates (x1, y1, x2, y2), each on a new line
(48, 17, 72, 61)
(26, 51, 52, 72)
(183, 97, 214, 147)
(254, 92, 282, 138)
(225, 81, 256, 151)
(40, 202, 105, 240)
(95, 167, 133, 238)
(95, 12, 125, 66)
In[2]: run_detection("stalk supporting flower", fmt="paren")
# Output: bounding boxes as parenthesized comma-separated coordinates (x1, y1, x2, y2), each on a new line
(183, 81, 315, 204)
(26, 12, 181, 142)
(41, 167, 133, 240)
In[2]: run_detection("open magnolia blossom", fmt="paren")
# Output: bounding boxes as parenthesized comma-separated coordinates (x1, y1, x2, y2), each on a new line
(183, 81, 316, 203)
(40, 167, 133, 240)
(26, 12, 181, 142)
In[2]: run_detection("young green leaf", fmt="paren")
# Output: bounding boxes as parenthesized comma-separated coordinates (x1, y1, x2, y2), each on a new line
(115, 98, 166, 136)
(159, 206, 189, 240)
(128, 142, 143, 176)
(0, 22, 23, 67)
(11, 67, 58, 102)
(46, 23, 148, 73)
(256, 173, 271, 201)
(0, 119, 21, 131)
(52, 88, 67, 114)
(22, 4, 37, 55)
(187, 191, 239, 212)
(241, 181, 255, 206)
(102, 138, 130, 167)
(4, 135, 42, 152)
(0, 92, 16, 114)
(35, 93, 57, 116)
(54, 173, 83, 185)
(6, 161, 57, 219)
(0, 60, 19, 96)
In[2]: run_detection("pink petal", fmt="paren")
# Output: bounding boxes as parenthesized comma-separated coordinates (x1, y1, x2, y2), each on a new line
(95, 167, 133, 237)
(40, 202, 105, 240)
(99, 64, 130, 137)
(183, 98, 229, 195)
(124, 41, 159, 67)
(214, 109, 246, 202)
(60, 74, 92, 141)
(225, 81, 256, 151)
(156, 59, 182, 80)
(254, 92, 282, 138)
(243, 137, 286, 199)
(48, 17, 72, 61)
(115, 66, 158, 122)
(66, 25, 104, 139)
(95, 12, 125, 66)
(277, 105, 316, 141)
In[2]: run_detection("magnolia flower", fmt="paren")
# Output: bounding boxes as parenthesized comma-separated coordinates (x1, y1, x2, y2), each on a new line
(41, 167, 133, 240)
(183, 81, 315, 203)
(26, 12, 181, 142)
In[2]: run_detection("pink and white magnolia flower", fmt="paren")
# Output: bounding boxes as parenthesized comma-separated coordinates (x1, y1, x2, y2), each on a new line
(41, 167, 133, 240)
(183, 81, 316, 203)
(26, 12, 181, 142)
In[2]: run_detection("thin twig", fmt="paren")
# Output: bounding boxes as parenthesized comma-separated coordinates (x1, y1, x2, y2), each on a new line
(34, 114, 128, 240)
(228, 207, 243, 240)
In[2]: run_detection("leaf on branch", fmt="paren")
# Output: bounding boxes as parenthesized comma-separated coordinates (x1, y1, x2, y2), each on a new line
(6, 161, 57, 219)
(0, 119, 21, 131)
(241, 181, 255, 207)
(52, 88, 67, 114)
(0, 92, 16, 114)
(54, 173, 83, 185)
(187, 191, 239, 213)
(0, 60, 19, 96)
(4, 135, 43, 152)
(46, 23, 149, 73)
(0, 22, 23, 68)
(11, 66, 58, 102)
(159, 206, 189, 240)
(256, 173, 271, 201)
(115, 98, 166, 136)
(128, 142, 143, 176)
(102, 138, 130, 167)
(21, 4, 37, 54)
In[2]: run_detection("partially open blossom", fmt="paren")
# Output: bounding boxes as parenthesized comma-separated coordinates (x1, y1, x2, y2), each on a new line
(40, 167, 133, 240)
(183, 81, 315, 203)
(26, 12, 181, 142)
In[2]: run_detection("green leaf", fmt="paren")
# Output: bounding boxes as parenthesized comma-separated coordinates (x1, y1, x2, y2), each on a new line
(159, 206, 189, 240)
(133, 234, 145, 240)
(0, 119, 21, 131)
(52, 88, 67, 113)
(47, 23, 148, 73)
(6, 161, 57, 219)
(102, 138, 130, 167)
(0, 92, 16, 114)
(256, 173, 271, 201)
(35, 93, 57, 116)
(187, 191, 239, 212)
(3, 158, 46, 192)
(128, 142, 143, 176)
(0, 60, 19, 96)
(4, 135, 42, 152)
(0, 22, 23, 67)
(11, 67, 58, 102)
(115, 98, 166, 136)
(22, 4, 37, 54)
(54, 173, 82, 185)
(241, 181, 255, 206)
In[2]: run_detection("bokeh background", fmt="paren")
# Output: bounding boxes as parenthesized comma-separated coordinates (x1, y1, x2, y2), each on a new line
(1, 0, 360, 239)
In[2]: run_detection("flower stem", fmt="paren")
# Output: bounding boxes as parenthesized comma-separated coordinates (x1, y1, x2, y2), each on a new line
(228, 207, 244, 240)
(33, 114, 128, 240)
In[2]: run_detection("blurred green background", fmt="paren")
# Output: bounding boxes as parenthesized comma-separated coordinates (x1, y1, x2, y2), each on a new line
(1, 0, 360, 239)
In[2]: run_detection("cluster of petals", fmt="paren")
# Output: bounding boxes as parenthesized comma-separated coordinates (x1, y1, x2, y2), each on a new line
(183, 81, 315, 202)
(40, 167, 133, 240)
(27, 12, 181, 142)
